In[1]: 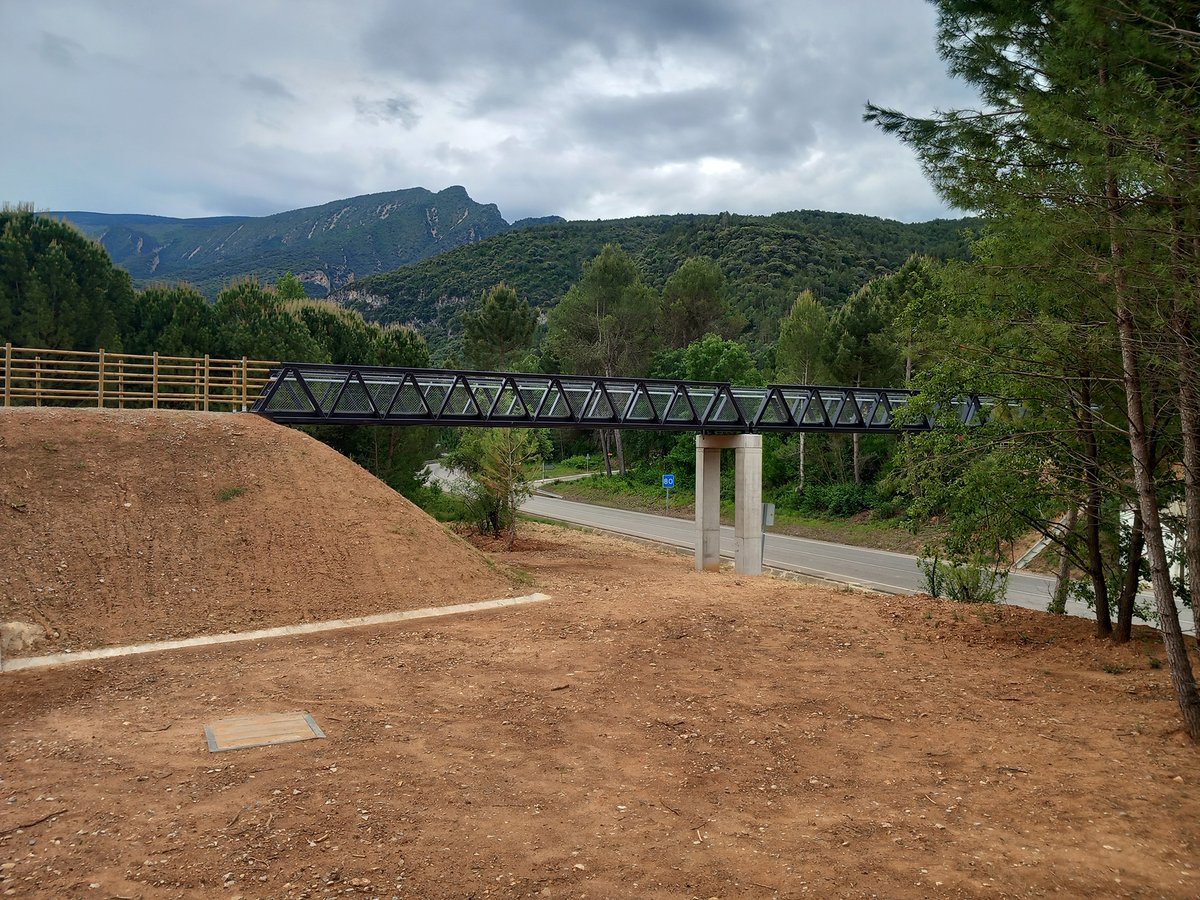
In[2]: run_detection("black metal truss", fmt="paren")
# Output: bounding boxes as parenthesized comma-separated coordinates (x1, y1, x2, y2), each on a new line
(250, 362, 985, 433)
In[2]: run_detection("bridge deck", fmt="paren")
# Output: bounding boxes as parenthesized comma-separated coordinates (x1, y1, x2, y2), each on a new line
(251, 363, 984, 433)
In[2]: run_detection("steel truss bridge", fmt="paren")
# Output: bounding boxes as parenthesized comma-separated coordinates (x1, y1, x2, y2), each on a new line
(251, 362, 985, 433)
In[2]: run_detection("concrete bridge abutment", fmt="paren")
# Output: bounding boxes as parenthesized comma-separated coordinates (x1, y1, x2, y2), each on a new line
(694, 433, 763, 576)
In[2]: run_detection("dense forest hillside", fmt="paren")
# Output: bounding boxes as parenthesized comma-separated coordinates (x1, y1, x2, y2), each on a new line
(336, 210, 976, 350)
(51, 186, 547, 298)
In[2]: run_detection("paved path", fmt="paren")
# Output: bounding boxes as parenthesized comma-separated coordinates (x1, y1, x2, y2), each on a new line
(522, 492, 1195, 634)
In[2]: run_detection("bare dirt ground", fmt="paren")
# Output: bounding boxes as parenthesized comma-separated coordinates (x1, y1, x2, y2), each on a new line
(2, 522, 1199, 899)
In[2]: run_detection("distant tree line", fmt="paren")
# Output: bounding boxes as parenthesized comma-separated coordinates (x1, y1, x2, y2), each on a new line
(346, 209, 976, 360)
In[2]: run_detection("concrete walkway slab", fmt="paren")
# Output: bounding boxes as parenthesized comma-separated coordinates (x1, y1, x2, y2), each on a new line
(1, 593, 550, 674)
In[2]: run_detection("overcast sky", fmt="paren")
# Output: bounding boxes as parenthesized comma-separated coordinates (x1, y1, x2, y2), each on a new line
(0, 1, 977, 224)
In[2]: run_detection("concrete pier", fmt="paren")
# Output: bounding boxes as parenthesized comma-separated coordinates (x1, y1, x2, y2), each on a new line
(694, 433, 763, 575)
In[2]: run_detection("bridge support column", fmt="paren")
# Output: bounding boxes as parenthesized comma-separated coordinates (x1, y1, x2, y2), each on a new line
(695, 434, 763, 575)
(695, 436, 723, 571)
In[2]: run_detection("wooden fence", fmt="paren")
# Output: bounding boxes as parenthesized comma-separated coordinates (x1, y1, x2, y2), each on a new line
(1, 343, 277, 412)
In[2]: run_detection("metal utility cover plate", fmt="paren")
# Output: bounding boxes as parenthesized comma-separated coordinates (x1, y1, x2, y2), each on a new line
(204, 711, 326, 753)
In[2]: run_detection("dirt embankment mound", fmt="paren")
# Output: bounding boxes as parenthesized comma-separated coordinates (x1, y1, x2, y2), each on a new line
(0, 407, 513, 655)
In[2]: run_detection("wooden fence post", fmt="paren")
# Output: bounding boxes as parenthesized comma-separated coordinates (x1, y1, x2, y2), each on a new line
(203, 354, 211, 412)
(241, 357, 249, 411)
(152, 352, 159, 409)
(97, 348, 106, 408)
(117, 357, 125, 409)
(34, 355, 42, 407)
(3, 343, 10, 408)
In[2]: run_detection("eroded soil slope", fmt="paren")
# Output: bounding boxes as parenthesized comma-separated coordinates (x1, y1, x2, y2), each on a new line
(0, 407, 513, 654)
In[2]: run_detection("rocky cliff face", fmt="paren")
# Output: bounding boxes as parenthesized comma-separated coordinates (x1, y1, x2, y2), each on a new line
(51, 186, 519, 298)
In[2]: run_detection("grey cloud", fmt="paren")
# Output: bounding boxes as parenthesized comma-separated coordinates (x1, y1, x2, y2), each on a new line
(1, 0, 970, 223)
(354, 95, 420, 128)
(360, 0, 753, 85)
(38, 31, 83, 69)
(566, 87, 816, 168)
(240, 73, 296, 101)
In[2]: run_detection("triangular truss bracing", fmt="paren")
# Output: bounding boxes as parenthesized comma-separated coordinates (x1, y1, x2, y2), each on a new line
(252, 363, 972, 434)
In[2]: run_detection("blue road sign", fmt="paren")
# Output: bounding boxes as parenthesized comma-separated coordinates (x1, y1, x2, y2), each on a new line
(662, 473, 675, 488)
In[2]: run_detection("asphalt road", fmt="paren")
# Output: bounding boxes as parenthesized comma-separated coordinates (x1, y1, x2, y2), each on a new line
(522, 491, 1196, 634)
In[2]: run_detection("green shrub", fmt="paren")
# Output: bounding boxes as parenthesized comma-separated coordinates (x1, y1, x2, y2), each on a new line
(917, 552, 947, 598)
(794, 481, 878, 517)
(918, 551, 1008, 603)
(944, 561, 1008, 604)
(411, 483, 470, 523)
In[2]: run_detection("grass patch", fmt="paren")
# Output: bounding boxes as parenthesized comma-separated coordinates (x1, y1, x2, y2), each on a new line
(508, 566, 536, 586)
(973, 607, 1002, 625)
(216, 485, 246, 502)
(479, 552, 537, 588)
(537, 461, 591, 479)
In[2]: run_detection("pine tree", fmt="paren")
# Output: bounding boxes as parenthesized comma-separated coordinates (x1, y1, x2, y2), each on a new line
(14, 278, 52, 347)
(461, 283, 536, 371)
(776, 290, 830, 492)
(547, 245, 660, 474)
(448, 427, 551, 547)
(34, 240, 83, 349)
(0, 207, 134, 351)
(213, 279, 325, 361)
(866, 0, 1200, 739)
(275, 272, 307, 301)
(826, 281, 903, 484)
(660, 257, 727, 348)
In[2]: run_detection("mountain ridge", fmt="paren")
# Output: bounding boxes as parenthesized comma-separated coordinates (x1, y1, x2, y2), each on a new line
(335, 209, 976, 356)
(44, 188, 974, 359)
(50, 185, 532, 298)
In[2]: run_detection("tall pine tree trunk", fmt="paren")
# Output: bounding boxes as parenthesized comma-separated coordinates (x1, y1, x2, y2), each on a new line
(1180, 306, 1200, 648)
(1050, 504, 1079, 615)
(1107, 165, 1200, 740)
(614, 428, 627, 476)
(1171, 184, 1200, 646)
(1080, 374, 1112, 637)
(1115, 506, 1144, 644)
(598, 430, 613, 477)
(798, 362, 810, 494)
(798, 433, 806, 494)
(852, 373, 862, 484)
(1115, 298, 1198, 737)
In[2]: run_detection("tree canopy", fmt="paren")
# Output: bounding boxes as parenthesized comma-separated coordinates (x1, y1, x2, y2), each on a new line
(0, 205, 134, 351)
(867, 0, 1200, 739)
(546, 244, 659, 378)
(461, 282, 537, 371)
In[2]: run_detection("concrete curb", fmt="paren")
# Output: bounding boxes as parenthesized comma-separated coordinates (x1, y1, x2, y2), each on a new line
(1, 592, 551, 674)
